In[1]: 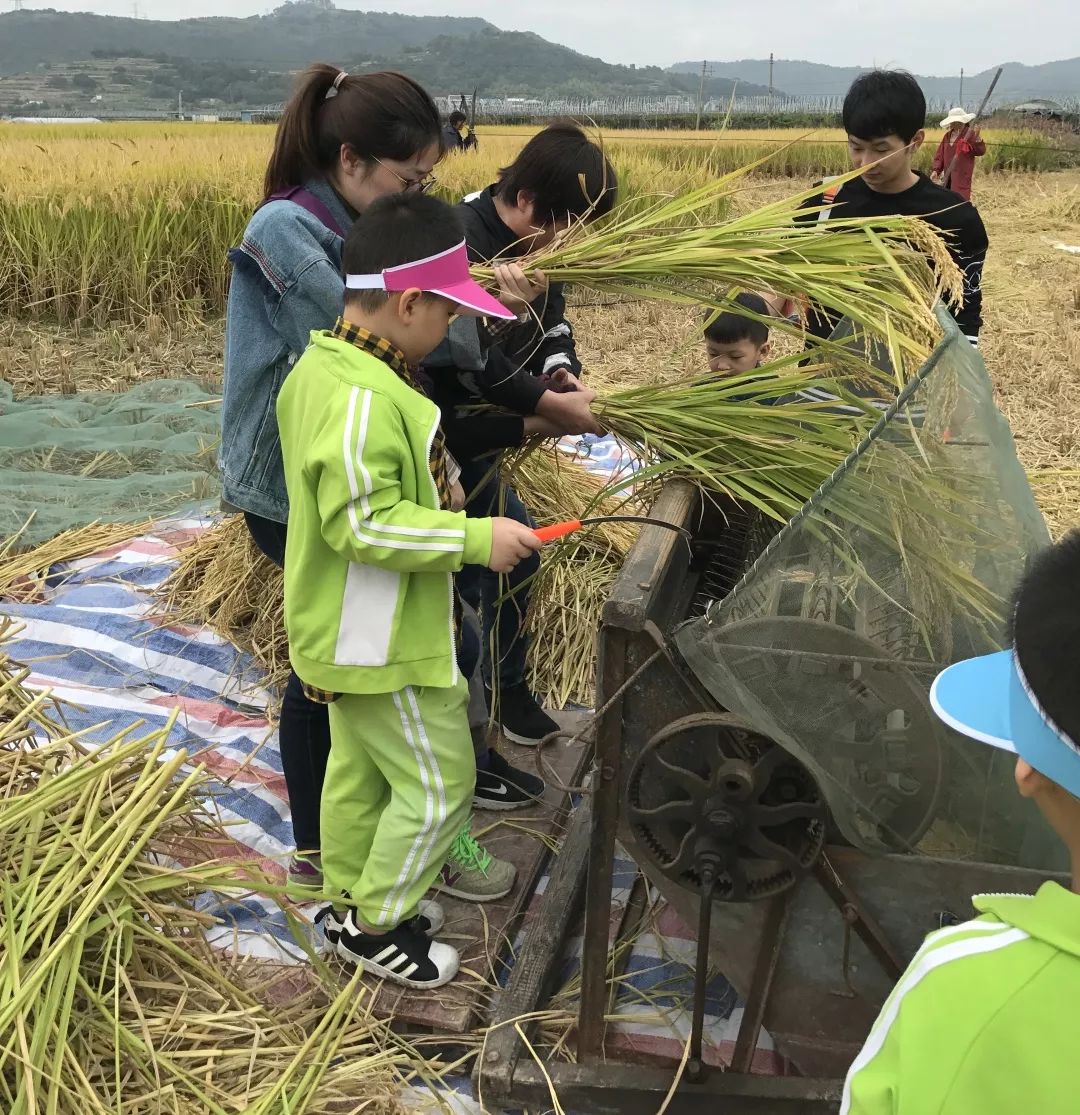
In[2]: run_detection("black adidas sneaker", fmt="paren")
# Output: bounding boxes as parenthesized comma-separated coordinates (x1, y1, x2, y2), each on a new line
(474, 750, 546, 811)
(316, 899, 445, 950)
(332, 909, 459, 989)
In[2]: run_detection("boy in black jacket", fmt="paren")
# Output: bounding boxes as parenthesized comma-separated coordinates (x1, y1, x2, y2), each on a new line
(797, 70, 988, 349)
(423, 125, 615, 766)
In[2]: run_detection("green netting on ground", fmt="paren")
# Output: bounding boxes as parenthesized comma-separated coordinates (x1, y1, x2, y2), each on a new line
(675, 307, 1063, 873)
(0, 380, 220, 547)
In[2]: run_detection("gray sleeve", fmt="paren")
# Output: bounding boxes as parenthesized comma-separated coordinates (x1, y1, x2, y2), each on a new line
(425, 315, 486, 371)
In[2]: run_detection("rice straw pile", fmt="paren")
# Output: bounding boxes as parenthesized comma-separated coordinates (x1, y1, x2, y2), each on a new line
(163, 518, 290, 695)
(0, 519, 148, 601)
(506, 446, 652, 708)
(0, 624, 423, 1113)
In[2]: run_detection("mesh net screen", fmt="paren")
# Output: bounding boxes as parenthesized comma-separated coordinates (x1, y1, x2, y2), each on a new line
(674, 308, 1063, 872)
(0, 380, 220, 547)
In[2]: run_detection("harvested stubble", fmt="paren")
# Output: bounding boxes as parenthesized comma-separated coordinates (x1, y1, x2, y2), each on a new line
(0, 628, 425, 1114)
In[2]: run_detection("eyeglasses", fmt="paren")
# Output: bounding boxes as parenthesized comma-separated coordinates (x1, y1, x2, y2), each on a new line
(373, 156, 437, 195)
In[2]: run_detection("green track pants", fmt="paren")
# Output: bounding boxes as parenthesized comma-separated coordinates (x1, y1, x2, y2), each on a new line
(322, 678, 475, 930)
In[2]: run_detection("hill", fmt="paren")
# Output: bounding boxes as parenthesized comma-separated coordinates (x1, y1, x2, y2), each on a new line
(380, 28, 767, 100)
(0, 4, 768, 112)
(669, 57, 1080, 104)
(0, 5, 494, 75)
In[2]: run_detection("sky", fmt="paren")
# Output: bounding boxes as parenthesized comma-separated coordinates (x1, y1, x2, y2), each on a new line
(13, 0, 1080, 76)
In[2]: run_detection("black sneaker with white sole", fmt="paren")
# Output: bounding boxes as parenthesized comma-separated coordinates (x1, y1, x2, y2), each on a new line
(332, 909, 459, 989)
(488, 682, 560, 746)
(474, 749, 546, 811)
(316, 899, 445, 950)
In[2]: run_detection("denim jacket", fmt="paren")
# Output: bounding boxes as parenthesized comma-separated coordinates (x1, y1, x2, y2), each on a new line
(220, 177, 353, 523)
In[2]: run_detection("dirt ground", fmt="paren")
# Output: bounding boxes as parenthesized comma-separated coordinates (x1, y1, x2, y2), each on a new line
(2, 169, 1078, 531)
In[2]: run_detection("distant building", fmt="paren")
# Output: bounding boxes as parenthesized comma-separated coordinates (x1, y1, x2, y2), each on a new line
(8, 117, 103, 124)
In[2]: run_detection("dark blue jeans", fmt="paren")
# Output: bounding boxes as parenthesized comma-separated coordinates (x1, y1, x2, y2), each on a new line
(456, 459, 539, 689)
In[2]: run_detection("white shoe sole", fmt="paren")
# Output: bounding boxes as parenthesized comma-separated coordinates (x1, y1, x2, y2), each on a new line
(473, 792, 535, 812)
(433, 878, 515, 903)
(500, 727, 547, 747)
(336, 940, 460, 989)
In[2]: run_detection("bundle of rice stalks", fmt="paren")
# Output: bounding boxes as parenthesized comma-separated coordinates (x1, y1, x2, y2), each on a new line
(474, 163, 963, 371)
(505, 447, 653, 708)
(162, 517, 290, 694)
(0, 634, 421, 1112)
(593, 350, 1018, 652)
(594, 353, 874, 522)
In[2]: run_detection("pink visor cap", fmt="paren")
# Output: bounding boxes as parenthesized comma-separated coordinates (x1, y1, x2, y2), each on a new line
(345, 240, 515, 320)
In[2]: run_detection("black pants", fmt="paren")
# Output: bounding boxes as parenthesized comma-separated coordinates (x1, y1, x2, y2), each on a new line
(244, 513, 329, 855)
(455, 459, 539, 688)
(244, 512, 484, 855)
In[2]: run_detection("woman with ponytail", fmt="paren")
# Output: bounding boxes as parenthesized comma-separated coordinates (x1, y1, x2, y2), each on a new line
(221, 65, 533, 894)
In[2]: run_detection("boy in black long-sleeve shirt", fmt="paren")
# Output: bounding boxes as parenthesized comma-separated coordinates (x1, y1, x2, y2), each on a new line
(423, 125, 616, 753)
(797, 70, 988, 349)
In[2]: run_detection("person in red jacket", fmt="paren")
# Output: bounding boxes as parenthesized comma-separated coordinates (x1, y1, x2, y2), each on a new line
(931, 107, 987, 200)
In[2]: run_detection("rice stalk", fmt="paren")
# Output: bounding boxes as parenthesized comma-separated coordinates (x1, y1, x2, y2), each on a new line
(503, 446, 653, 708)
(0, 519, 150, 601)
(473, 162, 963, 370)
(0, 625, 426, 1113)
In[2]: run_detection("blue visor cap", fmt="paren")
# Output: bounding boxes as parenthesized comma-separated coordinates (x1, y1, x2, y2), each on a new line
(931, 649, 1080, 800)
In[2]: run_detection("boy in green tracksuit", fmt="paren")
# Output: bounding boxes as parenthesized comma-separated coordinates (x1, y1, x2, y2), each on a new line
(276, 192, 541, 990)
(844, 531, 1080, 1113)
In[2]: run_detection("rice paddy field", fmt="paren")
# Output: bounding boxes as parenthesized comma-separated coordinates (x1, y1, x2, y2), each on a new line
(1, 120, 1077, 324)
(1, 121, 1079, 1107)
(1, 120, 1077, 524)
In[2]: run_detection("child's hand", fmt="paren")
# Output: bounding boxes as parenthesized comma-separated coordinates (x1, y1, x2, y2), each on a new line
(539, 366, 576, 392)
(488, 517, 542, 573)
(494, 263, 547, 313)
(535, 381, 602, 436)
(450, 479, 466, 512)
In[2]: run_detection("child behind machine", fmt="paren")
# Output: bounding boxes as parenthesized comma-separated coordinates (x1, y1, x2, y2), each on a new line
(704, 292, 773, 376)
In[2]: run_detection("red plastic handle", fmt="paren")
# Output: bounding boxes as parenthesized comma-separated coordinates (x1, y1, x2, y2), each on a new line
(533, 520, 582, 543)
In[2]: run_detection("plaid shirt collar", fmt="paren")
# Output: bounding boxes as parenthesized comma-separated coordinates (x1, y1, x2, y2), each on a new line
(332, 318, 414, 387)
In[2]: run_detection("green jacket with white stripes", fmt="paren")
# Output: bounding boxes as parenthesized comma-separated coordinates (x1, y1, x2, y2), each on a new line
(843, 882, 1080, 1114)
(276, 330, 493, 695)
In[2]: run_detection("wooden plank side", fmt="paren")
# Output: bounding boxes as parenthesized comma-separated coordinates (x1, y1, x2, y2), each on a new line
(603, 481, 697, 631)
(475, 791, 594, 1100)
